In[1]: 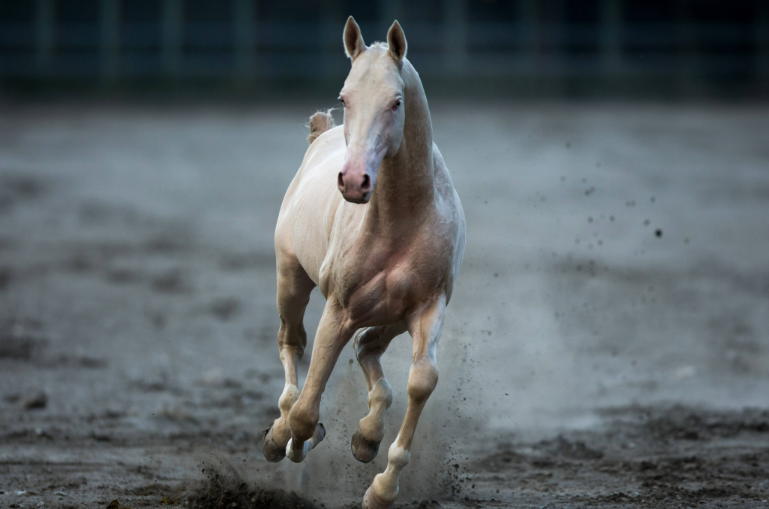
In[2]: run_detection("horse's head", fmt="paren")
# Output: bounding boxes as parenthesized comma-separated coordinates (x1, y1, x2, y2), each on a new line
(337, 17, 408, 204)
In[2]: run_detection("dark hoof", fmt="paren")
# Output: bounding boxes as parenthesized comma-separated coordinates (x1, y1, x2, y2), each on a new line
(261, 424, 286, 463)
(315, 422, 327, 443)
(351, 429, 380, 463)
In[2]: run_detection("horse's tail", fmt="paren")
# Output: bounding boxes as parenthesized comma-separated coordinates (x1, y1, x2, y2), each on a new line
(307, 110, 335, 144)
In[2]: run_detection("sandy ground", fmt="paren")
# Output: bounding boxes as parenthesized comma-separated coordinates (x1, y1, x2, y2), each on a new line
(1, 100, 768, 509)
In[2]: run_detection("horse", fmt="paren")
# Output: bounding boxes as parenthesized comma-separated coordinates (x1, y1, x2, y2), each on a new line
(261, 16, 466, 509)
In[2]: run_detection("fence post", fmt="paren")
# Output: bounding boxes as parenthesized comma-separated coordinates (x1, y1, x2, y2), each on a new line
(35, 0, 55, 76)
(234, 0, 255, 78)
(517, 0, 538, 77)
(758, 1, 769, 90)
(444, 0, 467, 73)
(600, 0, 622, 78)
(100, 0, 120, 81)
(162, 0, 183, 77)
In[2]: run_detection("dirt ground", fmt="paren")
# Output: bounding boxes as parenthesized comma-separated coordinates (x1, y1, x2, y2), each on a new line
(1, 100, 768, 509)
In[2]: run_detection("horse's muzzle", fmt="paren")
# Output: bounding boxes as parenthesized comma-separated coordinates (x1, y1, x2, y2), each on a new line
(338, 168, 372, 203)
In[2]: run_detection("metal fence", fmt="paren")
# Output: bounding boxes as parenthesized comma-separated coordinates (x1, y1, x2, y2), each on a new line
(1, 0, 767, 96)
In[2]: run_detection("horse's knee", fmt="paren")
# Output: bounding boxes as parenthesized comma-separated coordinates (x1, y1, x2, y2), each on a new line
(407, 359, 438, 404)
(288, 401, 318, 443)
(278, 321, 307, 353)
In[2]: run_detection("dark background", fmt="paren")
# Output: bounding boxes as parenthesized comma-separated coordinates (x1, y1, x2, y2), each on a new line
(1, 0, 768, 99)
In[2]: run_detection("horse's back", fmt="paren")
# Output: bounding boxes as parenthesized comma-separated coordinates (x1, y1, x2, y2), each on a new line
(275, 125, 347, 285)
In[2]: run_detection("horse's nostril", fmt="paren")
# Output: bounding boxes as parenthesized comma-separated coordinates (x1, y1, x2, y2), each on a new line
(361, 174, 370, 192)
(338, 172, 345, 190)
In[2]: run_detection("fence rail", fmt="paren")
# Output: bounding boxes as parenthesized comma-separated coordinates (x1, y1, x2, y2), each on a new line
(0, 0, 767, 95)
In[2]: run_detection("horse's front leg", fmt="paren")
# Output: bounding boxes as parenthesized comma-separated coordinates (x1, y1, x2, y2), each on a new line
(363, 295, 446, 509)
(287, 297, 353, 462)
(262, 257, 314, 462)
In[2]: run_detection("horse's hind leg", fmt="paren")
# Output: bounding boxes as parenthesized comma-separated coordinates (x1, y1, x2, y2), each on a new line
(262, 255, 315, 462)
(351, 322, 407, 463)
(363, 296, 445, 509)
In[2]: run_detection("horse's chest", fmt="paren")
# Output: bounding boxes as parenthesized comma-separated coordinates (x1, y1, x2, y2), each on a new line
(329, 249, 427, 326)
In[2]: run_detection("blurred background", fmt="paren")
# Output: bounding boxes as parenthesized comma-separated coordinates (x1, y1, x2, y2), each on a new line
(2, 2, 769, 508)
(1, 0, 768, 99)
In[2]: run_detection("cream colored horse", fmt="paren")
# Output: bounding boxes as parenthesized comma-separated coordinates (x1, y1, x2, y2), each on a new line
(262, 17, 465, 509)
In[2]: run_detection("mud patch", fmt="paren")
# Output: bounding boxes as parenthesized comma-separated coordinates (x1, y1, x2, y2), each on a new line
(218, 252, 275, 272)
(143, 235, 193, 255)
(187, 475, 319, 509)
(0, 319, 47, 360)
(602, 405, 769, 440)
(536, 435, 604, 460)
(105, 268, 144, 285)
(0, 173, 47, 212)
(0, 265, 12, 289)
(152, 270, 193, 294)
(210, 297, 242, 321)
(0, 335, 46, 359)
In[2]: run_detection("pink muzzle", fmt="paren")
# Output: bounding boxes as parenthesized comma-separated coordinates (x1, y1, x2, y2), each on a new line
(338, 160, 372, 203)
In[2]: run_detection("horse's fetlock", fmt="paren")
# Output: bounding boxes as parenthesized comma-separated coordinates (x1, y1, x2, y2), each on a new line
(278, 384, 299, 414)
(386, 442, 410, 470)
(288, 403, 318, 442)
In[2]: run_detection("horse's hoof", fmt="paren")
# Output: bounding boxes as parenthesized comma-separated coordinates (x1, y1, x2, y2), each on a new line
(315, 422, 327, 443)
(286, 423, 327, 463)
(362, 485, 393, 509)
(261, 424, 286, 463)
(351, 429, 380, 463)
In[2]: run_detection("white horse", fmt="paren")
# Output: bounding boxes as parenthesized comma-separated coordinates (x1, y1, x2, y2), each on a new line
(262, 17, 466, 509)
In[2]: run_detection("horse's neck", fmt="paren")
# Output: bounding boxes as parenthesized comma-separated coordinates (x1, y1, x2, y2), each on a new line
(366, 62, 434, 238)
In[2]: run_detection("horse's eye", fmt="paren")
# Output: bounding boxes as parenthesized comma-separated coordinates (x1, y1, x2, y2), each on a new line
(339, 97, 345, 106)
(392, 100, 401, 111)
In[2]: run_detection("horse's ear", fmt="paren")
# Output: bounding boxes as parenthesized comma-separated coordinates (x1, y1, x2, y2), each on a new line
(343, 16, 366, 60)
(387, 20, 407, 63)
